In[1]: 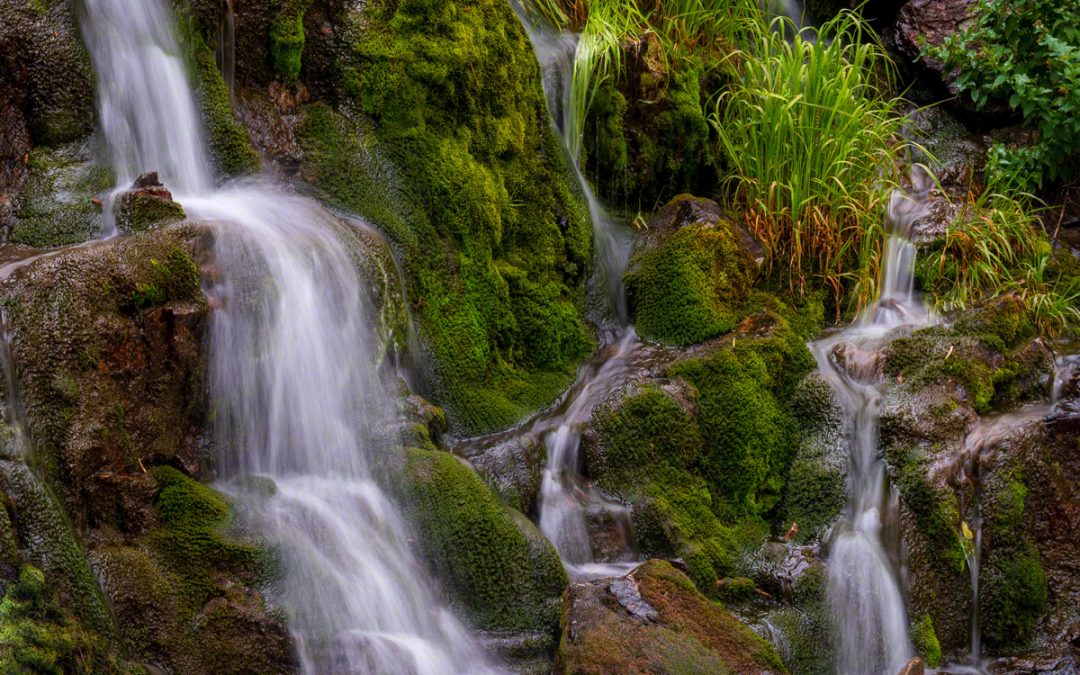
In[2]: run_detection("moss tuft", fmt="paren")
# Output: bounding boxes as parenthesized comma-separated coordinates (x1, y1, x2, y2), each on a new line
(911, 614, 942, 668)
(270, 12, 305, 81)
(125, 248, 202, 311)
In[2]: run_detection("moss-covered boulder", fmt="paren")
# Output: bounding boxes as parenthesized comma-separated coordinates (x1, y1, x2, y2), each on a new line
(400, 448, 568, 638)
(583, 303, 817, 593)
(293, 0, 594, 434)
(9, 142, 111, 248)
(92, 467, 294, 674)
(780, 372, 847, 543)
(625, 196, 764, 347)
(0, 0, 95, 147)
(555, 559, 787, 674)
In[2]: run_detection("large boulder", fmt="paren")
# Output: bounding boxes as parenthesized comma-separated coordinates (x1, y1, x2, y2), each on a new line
(555, 559, 786, 673)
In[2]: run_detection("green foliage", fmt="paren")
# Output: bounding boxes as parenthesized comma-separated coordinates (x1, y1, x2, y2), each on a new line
(911, 614, 942, 668)
(892, 447, 967, 574)
(916, 190, 1080, 336)
(713, 11, 905, 311)
(127, 248, 202, 311)
(401, 448, 567, 633)
(0, 566, 114, 674)
(926, 0, 1080, 189)
(308, 0, 593, 433)
(624, 219, 757, 345)
(521, 0, 761, 162)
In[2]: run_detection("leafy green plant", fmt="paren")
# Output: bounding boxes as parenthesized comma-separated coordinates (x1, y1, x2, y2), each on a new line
(926, 0, 1080, 190)
(711, 11, 907, 311)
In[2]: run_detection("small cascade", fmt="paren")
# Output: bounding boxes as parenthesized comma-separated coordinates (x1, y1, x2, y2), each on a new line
(812, 168, 935, 674)
(217, 0, 236, 102)
(78, 0, 498, 671)
(510, 5, 641, 577)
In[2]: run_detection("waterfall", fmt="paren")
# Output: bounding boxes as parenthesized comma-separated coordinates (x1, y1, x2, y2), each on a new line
(511, 6, 640, 578)
(811, 168, 935, 674)
(78, 1, 496, 672)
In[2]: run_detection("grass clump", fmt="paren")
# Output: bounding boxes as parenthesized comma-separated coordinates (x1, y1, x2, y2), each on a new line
(713, 11, 906, 312)
(916, 190, 1080, 336)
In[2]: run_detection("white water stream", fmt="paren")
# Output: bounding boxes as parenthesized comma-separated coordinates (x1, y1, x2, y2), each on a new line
(79, 1, 496, 672)
(511, 6, 641, 578)
(812, 170, 935, 674)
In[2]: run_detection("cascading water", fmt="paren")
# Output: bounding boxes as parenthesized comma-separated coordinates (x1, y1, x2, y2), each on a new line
(510, 6, 641, 577)
(79, 1, 496, 672)
(811, 168, 935, 674)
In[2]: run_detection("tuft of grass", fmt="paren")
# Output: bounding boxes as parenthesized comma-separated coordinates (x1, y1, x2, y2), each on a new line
(711, 10, 907, 313)
(918, 189, 1080, 336)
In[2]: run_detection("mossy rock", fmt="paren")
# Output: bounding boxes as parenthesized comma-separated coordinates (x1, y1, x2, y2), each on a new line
(269, 11, 305, 82)
(780, 373, 847, 543)
(0, 0, 96, 146)
(624, 195, 763, 347)
(584, 304, 816, 592)
(400, 448, 567, 635)
(762, 562, 833, 674)
(114, 192, 186, 234)
(0, 225, 208, 532)
(10, 143, 111, 248)
(0, 565, 124, 674)
(297, 0, 594, 434)
(582, 38, 716, 209)
(556, 559, 787, 674)
(92, 467, 294, 673)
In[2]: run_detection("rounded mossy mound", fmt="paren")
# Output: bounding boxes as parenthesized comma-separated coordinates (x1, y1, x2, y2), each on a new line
(296, 0, 594, 434)
(625, 196, 763, 347)
(401, 448, 568, 635)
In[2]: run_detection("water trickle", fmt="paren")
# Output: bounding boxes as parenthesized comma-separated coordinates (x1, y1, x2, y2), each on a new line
(812, 168, 935, 674)
(508, 6, 640, 578)
(79, 1, 497, 671)
(217, 0, 237, 102)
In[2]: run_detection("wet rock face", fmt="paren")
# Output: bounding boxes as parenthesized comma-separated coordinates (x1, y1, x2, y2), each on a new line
(0, 0, 96, 146)
(0, 33, 31, 234)
(556, 560, 785, 674)
(1, 225, 209, 531)
(458, 433, 545, 516)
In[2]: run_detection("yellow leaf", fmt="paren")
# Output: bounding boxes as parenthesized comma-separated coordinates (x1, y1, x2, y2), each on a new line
(961, 521, 974, 540)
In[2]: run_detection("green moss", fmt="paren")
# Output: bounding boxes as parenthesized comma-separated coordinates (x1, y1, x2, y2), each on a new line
(11, 144, 111, 248)
(401, 448, 567, 633)
(192, 40, 260, 177)
(299, 0, 593, 433)
(979, 476, 1047, 651)
(270, 13, 305, 81)
(625, 219, 757, 346)
(583, 54, 714, 209)
(115, 193, 186, 234)
(911, 614, 942, 668)
(0, 566, 117, 674)
(145, 467, 270, 614)
(892, 447, 967, 575)
(126, 248, 202, 311)
(766, 564, 832, 675)
(587, 307, 814, 593)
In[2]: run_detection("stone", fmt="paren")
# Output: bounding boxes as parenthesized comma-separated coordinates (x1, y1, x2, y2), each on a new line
(114, 173, 187, 233)
(897, 656, 925, 675)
